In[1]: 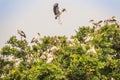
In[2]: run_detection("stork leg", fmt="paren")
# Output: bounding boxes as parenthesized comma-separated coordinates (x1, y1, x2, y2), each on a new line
(57, 16, 62, 25)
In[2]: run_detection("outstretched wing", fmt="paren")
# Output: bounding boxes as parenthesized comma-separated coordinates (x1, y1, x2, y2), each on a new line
(53, 3, 59, 15)
(98, 20, 102, 24)
(21, 31, 26, 38)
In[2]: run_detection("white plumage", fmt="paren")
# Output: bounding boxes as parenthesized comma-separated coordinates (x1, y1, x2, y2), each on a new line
(31, 33, 40, 43)
(115, 21, 120, 28)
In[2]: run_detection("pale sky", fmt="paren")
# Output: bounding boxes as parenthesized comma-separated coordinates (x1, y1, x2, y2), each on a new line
(0, 0, 120, 48)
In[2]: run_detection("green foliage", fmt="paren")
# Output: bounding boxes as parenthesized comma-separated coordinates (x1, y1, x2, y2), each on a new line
(0, 24, 120, 80)
(75, 26, 93, 43)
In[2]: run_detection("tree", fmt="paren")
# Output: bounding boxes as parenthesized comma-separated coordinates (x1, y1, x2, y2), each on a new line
(0, 23, 120, 80)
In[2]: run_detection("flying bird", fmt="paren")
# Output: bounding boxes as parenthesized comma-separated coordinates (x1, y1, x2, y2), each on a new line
(31, 33, 40, 43)
(17, 29, 26, 40)
(53, 3, 66, 20)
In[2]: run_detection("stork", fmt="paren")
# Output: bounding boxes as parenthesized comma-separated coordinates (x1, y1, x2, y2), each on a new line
(89, 20, 102, 27)
(104, 19, 109, 25)
(17, 29, 26, 40)
(83, 34, 93, 43)
(31, 33, 40, 44)
(115, 21, 120, 28)
(53, 3, 66, 24)
(89, 20, 102, 33)
(111, 16, 117, 21)
(104, 16, 117, 25)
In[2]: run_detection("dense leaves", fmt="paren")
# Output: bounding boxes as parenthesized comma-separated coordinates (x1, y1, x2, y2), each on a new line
(0, 24, 120, 80)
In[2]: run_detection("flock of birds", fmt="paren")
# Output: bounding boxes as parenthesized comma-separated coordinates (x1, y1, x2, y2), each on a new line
(17, 15, 120, 43)
(17, 29, 40, 44)
(2, 3, 120, 71)
(89, 16, 120, 28)
(89, 16, 120, 34)
(17, 3, 66, 43)
(17, 3, 120, 44)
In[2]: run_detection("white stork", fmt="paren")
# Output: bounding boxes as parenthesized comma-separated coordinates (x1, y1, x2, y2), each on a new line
(53, 3, 66, 24)
(17, 29, 26, 40)
(31, 33, 40, 43)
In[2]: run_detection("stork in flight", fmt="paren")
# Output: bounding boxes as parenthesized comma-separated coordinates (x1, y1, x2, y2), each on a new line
(17, 29, 26, 40)
(31, 33, 40, 44)
(53, 3, 66, 24)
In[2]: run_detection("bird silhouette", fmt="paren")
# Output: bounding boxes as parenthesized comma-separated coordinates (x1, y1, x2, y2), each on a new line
(89, 20, 102, 27)
(17, 29, 26, 40)
(53, 3, 66, 24)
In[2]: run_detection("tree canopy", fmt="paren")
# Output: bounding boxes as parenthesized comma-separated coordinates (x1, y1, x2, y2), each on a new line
(0, 24, 120, 80)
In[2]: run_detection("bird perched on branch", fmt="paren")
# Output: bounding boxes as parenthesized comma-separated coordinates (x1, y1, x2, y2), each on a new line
(31, 33, 40, 43)
(89, 20, 102, 27)
(17, 29, 26, 40)
(115, 21, 120, 28)
(104, 16, 117, 25)
(89, 20, 103, 33)
(53, 3, 66, 20)
(110, 16, 117, 22)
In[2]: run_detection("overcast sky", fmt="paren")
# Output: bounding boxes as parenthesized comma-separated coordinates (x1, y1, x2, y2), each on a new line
(0, 0, 120, 48)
